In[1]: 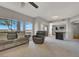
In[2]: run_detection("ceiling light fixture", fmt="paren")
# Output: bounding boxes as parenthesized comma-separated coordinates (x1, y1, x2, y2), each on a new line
(52, 16, 59, 19)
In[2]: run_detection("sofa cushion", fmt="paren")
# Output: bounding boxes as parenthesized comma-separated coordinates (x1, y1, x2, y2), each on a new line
(0, 37, 29, 51)
(0, 40, 13, 45)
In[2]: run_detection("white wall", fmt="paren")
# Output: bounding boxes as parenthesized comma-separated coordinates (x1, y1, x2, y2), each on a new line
(49, 20, 73, 40)
(0, 6, 34, 40)
(0, 6, 35, 29)
(69, 17, 79, 39)
(66, 20, 73, 40)
(0, 6, 49, 40)
(72, 23, 79, 35)
(34, 17, 49, 35)
(49, 21, 66, 36)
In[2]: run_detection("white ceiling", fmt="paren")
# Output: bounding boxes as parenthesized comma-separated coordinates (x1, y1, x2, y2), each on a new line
(0, 2, 79, 21)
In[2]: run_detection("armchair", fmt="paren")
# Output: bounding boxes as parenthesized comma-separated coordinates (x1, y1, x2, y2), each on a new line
(32, 31, 46, 44)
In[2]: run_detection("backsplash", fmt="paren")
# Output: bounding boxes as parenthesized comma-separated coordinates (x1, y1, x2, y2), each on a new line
(52, 24, 66, 32)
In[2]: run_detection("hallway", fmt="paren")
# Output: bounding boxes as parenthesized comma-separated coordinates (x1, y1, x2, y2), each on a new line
(0, 37, 79, 57)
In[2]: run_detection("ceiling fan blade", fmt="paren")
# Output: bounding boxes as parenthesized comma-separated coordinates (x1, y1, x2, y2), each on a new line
(29, 2, 39, 8)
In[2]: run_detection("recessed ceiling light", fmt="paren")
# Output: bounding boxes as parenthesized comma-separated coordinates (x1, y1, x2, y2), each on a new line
(52, 16, 59, 19)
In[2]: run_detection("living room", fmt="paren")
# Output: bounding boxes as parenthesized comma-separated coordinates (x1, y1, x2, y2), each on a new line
(0, 2, 79, 57)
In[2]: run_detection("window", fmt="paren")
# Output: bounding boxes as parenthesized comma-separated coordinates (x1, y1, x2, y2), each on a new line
(11, 19, 17, 31)
(0, 18, 17, 31)
(0, 18, 8, 29)
(25, 22, 32, 30)
(20, 20, 23, 31)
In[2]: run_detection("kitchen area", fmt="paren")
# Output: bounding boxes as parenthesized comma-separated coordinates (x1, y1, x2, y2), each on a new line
(52, 24, 66, 40)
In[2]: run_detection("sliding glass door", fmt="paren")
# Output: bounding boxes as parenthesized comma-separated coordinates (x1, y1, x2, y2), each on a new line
(25, 22, 33, 36)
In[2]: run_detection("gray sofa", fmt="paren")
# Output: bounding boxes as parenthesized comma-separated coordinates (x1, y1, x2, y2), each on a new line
(0, 37, 29, 51)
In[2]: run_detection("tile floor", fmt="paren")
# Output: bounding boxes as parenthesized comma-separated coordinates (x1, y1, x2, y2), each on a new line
(0, 36, 79, 57)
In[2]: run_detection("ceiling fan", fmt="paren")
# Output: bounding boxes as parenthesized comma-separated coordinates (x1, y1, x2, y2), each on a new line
(21, 2, 39, 8)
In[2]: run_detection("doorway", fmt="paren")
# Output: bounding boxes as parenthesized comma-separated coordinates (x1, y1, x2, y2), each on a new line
(25, 22, 33, 41)
(71, 20, 79, 40)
